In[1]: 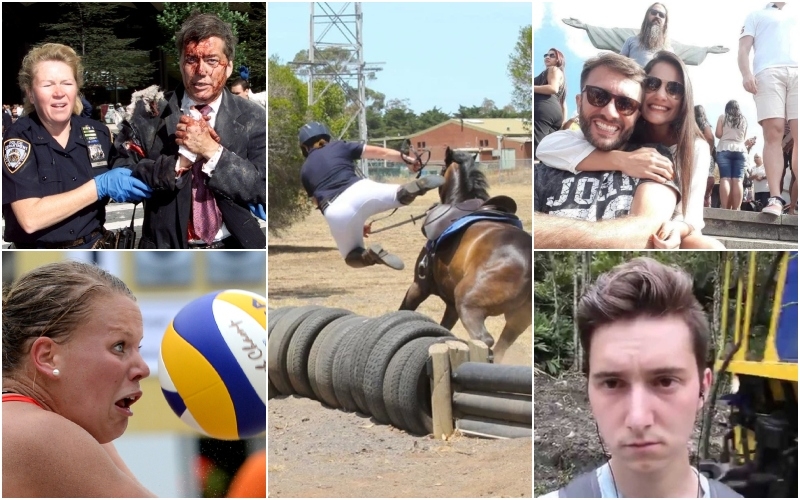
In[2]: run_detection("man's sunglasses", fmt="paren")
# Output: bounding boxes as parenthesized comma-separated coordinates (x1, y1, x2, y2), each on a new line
(649, 8, 666, 19)
(582, 85, 641, 116)
(544, 53, 556, 58)
(643, 76, 685, 99)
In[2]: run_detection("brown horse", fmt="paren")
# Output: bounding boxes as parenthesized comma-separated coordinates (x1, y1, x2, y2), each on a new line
(399, 148, 532, 363)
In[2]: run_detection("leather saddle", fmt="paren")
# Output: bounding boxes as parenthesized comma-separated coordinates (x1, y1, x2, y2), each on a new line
(422, 195, 518, 241)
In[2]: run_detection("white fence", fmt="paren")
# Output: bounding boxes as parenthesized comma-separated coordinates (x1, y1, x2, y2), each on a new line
(363, 159, 532, 181)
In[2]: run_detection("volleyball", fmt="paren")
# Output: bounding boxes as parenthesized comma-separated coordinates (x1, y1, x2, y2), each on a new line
(158, 290, 267, 440)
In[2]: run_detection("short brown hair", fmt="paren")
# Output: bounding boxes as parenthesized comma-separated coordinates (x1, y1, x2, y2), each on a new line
(176, 12, 237, 63)
(2, 261, 136, 373)
(576, 257, 709, 377)
(18, 43, 84, 116)
(230, 77, 249, 90)
(579, 52, 646, 92)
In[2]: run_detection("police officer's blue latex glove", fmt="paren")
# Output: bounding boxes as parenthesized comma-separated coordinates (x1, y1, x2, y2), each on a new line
(249, 204, 266, 220)
(95, 168, 153, 203)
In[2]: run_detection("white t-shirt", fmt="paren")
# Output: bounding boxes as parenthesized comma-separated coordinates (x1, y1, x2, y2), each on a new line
(178, 93, 230, 243)
(748, 164, 769, 193)
(740, 4, 798, 76)
(537, 463, 712, 498)
(619, 36, 671, 68)
(535, 130, 709, 230)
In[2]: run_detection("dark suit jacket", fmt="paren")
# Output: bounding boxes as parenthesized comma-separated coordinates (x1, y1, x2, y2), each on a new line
(113, 86, 266, 248)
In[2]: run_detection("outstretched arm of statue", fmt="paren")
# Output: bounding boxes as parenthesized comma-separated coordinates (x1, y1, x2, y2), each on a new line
(533, 182, 677, 249)
(561, 18, 587, 30)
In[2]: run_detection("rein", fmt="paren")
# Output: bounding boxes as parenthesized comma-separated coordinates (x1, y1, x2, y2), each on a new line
(369, 203, 438, 234)
(400, 139, 431, 178)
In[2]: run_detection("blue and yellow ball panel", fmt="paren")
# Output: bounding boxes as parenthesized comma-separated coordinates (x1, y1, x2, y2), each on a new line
(160, 322, 239, 439)
(216, 289, 267, 330)
(777, 252, 798, 362)
(159, 290, 266, 440)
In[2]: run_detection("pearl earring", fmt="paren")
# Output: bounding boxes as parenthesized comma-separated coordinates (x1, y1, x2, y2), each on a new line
(52, 369, 60, 376)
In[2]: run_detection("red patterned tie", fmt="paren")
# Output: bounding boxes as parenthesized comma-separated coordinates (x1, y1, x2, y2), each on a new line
(189, 104, 223, 245)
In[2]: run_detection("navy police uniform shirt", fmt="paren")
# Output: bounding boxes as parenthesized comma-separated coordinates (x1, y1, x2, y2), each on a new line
(300, 140, 364, 205)
(2, 113, 111, 245)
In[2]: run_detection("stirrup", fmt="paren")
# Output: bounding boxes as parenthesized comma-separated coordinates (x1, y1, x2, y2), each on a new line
(417, 253, 429, 280)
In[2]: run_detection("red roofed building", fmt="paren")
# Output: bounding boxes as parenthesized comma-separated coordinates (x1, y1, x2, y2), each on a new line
(408, 118, 532, 167)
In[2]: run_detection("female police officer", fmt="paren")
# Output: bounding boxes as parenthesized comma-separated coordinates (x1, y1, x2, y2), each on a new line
(2, 43, 152, 249)
(299, 121, 444, 271)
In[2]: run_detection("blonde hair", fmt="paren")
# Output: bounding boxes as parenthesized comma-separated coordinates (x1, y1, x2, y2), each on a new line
(18, 43, 84, 116)
(3, 261, 135, 373)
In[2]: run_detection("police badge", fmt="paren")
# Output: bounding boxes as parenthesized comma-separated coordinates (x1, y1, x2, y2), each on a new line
(3, 139, 31, 173)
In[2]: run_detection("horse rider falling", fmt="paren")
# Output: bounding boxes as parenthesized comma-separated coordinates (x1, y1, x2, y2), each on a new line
(299, 121, 445, 270)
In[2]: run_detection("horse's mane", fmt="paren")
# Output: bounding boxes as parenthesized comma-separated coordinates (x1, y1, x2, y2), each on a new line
(446, 150, 489, 202)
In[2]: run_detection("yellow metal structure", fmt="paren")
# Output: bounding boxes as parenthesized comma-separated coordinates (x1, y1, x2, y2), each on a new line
(713, 252, 798, 474)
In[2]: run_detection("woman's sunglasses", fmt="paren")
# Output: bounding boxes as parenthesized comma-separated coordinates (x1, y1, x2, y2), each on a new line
(649, 8, 666, 19)
(544, 53, 556, 58)
(582, 85, 641, 116)
(643, 76, 685, 99)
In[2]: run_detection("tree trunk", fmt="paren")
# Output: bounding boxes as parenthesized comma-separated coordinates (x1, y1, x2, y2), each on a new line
(700, 253, 726, 459)
(711, 254, 721, 361)
(549, 252, 559, 329)
(572, 253, 580, 371)
(574, 251, 592, 373)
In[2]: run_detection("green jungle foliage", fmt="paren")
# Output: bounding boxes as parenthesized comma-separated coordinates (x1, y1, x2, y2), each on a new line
(534, 251, 785, 376)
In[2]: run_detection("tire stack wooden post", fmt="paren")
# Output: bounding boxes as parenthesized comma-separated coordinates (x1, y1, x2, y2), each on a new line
(429, 344, 454, 440)
(429, 340, 532, 440)
(268, 306, 529, 440)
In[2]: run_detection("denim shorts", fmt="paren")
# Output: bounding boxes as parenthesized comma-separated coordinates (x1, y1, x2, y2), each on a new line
(717, 150, 746, 179)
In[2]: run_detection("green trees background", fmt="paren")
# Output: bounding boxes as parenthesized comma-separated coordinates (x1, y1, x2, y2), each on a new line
(268, 24, 532, 234)
(42, 3, 154, 94)
(156, 2, 266, 91)
(41, 3, 267, 100)
(534, 251, 788, 376)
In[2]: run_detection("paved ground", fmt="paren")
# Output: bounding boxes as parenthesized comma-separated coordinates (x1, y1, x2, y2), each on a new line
(1, 202, 266, 248)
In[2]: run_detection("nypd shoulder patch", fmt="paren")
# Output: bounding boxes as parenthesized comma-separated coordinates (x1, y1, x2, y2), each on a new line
(4, 138, 32, 174)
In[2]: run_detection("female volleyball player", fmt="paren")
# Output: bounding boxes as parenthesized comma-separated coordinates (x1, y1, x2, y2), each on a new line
(2, 261, 155, 497)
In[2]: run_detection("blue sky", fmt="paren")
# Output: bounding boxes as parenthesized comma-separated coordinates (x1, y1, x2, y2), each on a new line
(268, 2, 532, 115)
(534, 1, 796, 157)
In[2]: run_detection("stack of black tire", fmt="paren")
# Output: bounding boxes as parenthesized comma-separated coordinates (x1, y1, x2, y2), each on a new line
(268, 306, 464, 436)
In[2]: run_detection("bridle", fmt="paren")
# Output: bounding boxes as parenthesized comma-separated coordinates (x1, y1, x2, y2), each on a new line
(399, 139, 431, 178)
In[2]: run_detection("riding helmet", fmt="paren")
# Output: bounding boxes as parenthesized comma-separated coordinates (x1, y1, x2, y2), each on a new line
(298, 121, 332, 147)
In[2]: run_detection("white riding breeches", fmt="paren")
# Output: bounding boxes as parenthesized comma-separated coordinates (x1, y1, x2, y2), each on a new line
(324, 179, 403, 257)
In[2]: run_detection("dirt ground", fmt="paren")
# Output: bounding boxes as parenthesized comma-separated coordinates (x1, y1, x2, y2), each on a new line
(268, 173, 532, 498)
(533, 371, 728, 497)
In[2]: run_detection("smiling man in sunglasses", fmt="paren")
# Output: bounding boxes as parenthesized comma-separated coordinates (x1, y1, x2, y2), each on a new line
(534, 53, 682, 249)
(620, 3, 672, 68)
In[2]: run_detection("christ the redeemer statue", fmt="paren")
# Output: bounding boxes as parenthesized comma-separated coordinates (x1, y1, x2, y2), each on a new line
(563, 18, 728, 66)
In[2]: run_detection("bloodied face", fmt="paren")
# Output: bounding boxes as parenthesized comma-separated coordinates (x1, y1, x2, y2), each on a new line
(180, 36, 234, 104)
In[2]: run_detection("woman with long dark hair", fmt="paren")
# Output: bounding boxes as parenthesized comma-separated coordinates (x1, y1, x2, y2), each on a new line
(694, 105, 716, 207)
(715, 100, 748, 210)
(536, 51, 724, 249)
(534, 48, 567, 156)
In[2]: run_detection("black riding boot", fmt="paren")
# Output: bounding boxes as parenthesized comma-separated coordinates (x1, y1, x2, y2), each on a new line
(344, 244, 404, 270)
(397, 175, 446, 205)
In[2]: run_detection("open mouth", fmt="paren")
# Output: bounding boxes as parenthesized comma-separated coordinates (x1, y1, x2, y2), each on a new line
(114, 392, 142, 415)
(593, 119, 621, 136)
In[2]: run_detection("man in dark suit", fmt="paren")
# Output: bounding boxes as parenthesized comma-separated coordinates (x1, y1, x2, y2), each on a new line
(114, 12, 265, 248)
